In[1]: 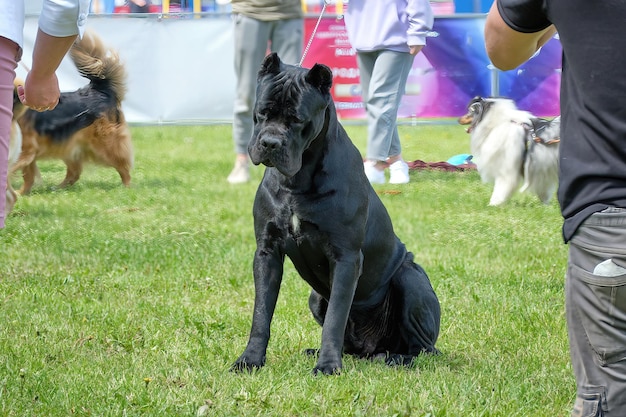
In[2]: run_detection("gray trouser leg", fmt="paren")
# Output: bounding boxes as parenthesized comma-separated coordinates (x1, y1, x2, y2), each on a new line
(357, 50, 414, 161)
(268, 18, 303, 66)
(567, 207, 626, 417)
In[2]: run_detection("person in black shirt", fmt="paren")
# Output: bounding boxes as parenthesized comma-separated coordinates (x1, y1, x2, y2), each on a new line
(485, 1, 626, 416)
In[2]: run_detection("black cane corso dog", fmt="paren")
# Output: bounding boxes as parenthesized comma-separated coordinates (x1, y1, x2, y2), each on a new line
(231, 53, 441, 375)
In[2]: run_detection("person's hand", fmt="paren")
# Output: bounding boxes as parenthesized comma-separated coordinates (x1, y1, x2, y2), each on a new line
(17, 71, 61, 112)
(409, 45, 424, 56)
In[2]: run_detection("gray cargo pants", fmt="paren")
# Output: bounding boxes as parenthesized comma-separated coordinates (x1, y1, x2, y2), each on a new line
(567, 207, 626, 417)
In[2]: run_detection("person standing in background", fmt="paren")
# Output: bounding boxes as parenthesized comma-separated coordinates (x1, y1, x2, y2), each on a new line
(128, 0, 150, 13)
(485, 1, 626, 416)
(343, 0, 434, 184)
(226, 0, 303, 184)
(0, 0, 90, 228)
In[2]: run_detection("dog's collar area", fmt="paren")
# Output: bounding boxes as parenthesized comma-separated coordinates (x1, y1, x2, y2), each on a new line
(510, 119, 560, 147)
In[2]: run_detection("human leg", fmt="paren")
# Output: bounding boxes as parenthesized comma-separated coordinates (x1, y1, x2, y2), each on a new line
(567, 207, 626, 416)
(0, 37, 19, 228)
(230, 15, 271, 183)
(358, 50, 414, 183)
(356, 52, 386, 183)
(270, 18, 303, 66)
(362, 50, 413, 161)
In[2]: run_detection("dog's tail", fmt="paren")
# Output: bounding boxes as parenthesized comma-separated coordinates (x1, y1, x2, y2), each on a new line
(70, 30, 127, 103)
(520, 117, 561, 204)
(12, 77, 27, 120)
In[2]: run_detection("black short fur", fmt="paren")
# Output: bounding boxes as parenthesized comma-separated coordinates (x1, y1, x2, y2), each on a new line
(232, 53, 441, 375)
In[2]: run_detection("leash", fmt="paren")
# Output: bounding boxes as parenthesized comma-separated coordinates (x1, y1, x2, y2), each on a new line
(299, 0, 336, 67)
(19, 61, 31, 72)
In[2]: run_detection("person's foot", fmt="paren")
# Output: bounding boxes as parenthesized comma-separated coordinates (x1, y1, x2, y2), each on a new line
(227, 158, 250, 184)
(388, 160, 410, 184)
(364, 160, 385, 184)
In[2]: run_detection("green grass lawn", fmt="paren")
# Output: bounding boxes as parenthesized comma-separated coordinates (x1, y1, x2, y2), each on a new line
(0, 122, 573, 416)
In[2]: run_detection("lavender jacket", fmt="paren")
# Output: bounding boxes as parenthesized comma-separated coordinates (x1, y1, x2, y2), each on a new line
(343, 0, 434, 53)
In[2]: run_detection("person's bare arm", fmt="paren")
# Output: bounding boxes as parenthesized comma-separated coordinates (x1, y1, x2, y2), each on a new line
(484, 1, 556, 71)
(17, 29, 77, 111)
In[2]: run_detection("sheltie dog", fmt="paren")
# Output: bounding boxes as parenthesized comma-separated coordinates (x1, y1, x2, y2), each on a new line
(11, 30, 133, 195)
(6, 78, 27, 214)
(458, 96, 560, 206)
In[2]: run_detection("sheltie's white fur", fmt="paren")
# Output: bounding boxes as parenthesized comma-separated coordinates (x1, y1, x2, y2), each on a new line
(459, 97, 560, 206)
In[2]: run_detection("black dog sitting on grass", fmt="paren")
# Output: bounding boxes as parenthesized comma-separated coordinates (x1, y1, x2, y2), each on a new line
(231, 53, 441, 375)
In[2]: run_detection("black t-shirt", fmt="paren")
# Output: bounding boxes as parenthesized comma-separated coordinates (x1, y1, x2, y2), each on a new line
(497, 0, 626, 242)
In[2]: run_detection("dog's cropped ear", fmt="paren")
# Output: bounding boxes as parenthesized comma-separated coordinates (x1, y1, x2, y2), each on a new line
(305, 63, 333, 95)
(259, 53, 282, 78)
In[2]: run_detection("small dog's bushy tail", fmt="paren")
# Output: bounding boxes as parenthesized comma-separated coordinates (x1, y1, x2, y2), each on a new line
(70, 30, 127, 103)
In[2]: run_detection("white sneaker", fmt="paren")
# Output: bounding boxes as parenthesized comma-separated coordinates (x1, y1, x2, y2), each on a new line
(364, 160, 386, 184)
(388, 160, 410, 184)
(227, 159, 250, 184)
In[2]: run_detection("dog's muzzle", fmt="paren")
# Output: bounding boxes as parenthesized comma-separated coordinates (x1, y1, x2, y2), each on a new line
(458, 114, 475, 133)
(250, 133, 283, 167)
(259, 134, 282, 153)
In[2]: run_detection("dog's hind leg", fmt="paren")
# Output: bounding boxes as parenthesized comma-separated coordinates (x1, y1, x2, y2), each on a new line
(308, 290, 327, 327)
(536, 182, 557, 205)
(92, 150, 132, 187)
(102, 147, 133, 187)
(59, 159, 83, 188)
(115, 129, 134, 187)
(18, 161, 39, 195)
(385, 353, 417, 366)
(390, 259, 441, 358)
(90, 127, 133, 187)
(114, 163, 132, 187)
(523, 147, 559, 204)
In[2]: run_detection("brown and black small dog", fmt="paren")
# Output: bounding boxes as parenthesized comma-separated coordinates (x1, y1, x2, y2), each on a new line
(12, 31, 133, 195)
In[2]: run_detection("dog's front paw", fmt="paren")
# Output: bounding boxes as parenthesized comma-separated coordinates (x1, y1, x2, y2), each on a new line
(231, 355, 266, 373)
(312, 360, 342, 376)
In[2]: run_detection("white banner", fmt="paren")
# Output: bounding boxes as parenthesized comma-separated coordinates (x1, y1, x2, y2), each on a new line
(21, 14, 236, 124)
